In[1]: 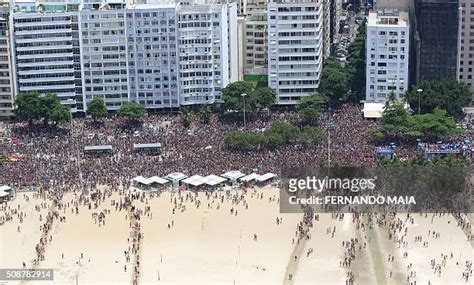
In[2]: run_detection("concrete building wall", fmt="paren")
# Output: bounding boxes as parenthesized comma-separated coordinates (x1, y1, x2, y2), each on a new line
(459, 0, 474, 94)
(366, 10, 410, 103)
(0, 4, 14, 118)
(268, 0, 323, 105)
(414, 0, 459, 83)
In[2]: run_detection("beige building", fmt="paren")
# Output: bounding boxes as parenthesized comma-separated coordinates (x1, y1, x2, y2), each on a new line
(0, 3, 13, 118)
(243, 11, 267, 74)
(322, 0, 330, 59)
(459, 0, 474, 94)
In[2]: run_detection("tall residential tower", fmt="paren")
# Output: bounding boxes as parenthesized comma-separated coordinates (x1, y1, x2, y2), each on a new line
(267, 0, 323, 105)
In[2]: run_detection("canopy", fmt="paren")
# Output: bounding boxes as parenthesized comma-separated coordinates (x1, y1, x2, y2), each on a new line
(363, 102, 385, 119)
(182, 175, 206, 187)
(0, 185, 11, 192)
(84, 145, 113, 152)
(203, 174, 227, 186)
(222, 170, 246, 181)
(149, 176, 169, 185)
(0, 190, 9, 198)
(132, 176, 153, 185)
(166, 172, 187, 181)
(255, 173, 276, 182)
(240, 173, 260, 182)
(133, 143, 162, 149)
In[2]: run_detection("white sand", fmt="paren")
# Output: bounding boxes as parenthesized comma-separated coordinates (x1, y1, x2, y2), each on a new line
(1, 188, 473, 285)
(390, 214, 474, 285)
(0, 193, 52, 268)
(134, 186, 303, 284)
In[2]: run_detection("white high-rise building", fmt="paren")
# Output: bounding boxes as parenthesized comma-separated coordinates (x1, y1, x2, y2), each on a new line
(0, 3, 14, 117)
(8, 0, 238, 112)
(177, 2, 237, 105)
(80, 7, 129, 111)
(10, 1, 84, 112)
(267, 0, 323, 105)
(365, 9, 409, 103)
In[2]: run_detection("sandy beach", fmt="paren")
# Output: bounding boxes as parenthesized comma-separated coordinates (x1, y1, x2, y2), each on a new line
(1, 186, 473, 285)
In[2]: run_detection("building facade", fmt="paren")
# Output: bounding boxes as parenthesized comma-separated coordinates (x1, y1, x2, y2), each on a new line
(10, 1, 83, 112)
(8, 0, 238, 112)
(243, 11, 267, 74)
(459, 0, 474, 94)
(322, 0, 330, 59)
(267, 0, 323, 105)
(178, 3, 237, 105)
(0, 3, 14, 118)
(414, 0, 459, 83)
(365, 9, 410, 103)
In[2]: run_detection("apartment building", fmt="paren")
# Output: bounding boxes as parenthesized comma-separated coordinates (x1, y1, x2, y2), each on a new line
(365, 9, 410, 103)
(322, 0, 330, 59)
(8, 0, 238, 112)
(329, 0, 341, 53)
(80, 7, 129, 111)
(459, 0, 474, 94)
(177, 2, 237, 105)
(414, 0, 459, 83)
(267, 0, 323, 105)
(10, 1, 83, 112)
(243, 11, 267, 74)
(0, 3, 13, 118)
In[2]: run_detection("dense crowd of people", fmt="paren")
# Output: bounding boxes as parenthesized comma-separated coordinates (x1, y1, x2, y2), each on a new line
(2, 103, 445, 190)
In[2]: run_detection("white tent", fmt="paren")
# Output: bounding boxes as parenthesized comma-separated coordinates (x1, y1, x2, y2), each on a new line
(132, 176, 153, 186)
(181, 175, 206, 187)
(0, 185, 12, 192)
(240, 173, 260, 182)
(222, 171, 246, 181)
(255, 173, 276, 182)
(149, 176, 169, 185)
(362, 102, 385, 119)
(203, 174, 227, 186)
(166, 172, 188, 181)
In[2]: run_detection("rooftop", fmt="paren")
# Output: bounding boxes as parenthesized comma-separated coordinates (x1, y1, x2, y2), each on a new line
(368, 9, 409, 27)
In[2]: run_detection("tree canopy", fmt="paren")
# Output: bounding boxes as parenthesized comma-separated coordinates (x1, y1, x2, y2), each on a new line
(15, 93, 70, 126)
(222, 81, 276, 115)
(405, 77, 472, 117)
(224, 121, 324, 150)
(118, 102, 146, 120)
(87, 97, 108, 119)
(375, 96, 462, 142)
(319, 57, 351, 105)
(297, 94, 329, 124)
(15, 93, 43, 125)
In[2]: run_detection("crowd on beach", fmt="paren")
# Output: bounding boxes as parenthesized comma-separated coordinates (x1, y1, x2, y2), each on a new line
(2, 103, 463, 191)
(1, 103, 473, 284)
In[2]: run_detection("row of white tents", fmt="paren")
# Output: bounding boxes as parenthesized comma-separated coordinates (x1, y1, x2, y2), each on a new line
(132, 171, 277, 190)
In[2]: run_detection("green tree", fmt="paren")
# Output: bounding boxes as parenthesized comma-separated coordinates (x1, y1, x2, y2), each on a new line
(298, 126, 324, 146)
(14, 93, 43, 126)
(40, 94, 61, 125)
(319, 60, 350, 105)
(380, 97, 413, 137)
(405, 77, 472, 117)
(118, 102, 146, 121)
(297, 94, 329, 124)
(87, 97, 108, 119)
(255, 87, 276, 110)
(222, 81, 257, 113)
(51, 103, 71, 125)
(346, 21, 366, 100)
(412, 108, 461, 140)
